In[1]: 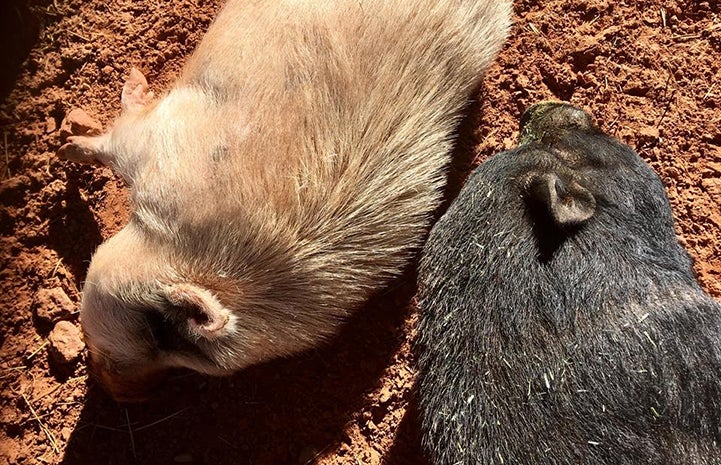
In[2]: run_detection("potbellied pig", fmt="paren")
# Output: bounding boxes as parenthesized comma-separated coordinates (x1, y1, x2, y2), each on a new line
(417, 102, 721, 464)
(57, 0, 512, 400)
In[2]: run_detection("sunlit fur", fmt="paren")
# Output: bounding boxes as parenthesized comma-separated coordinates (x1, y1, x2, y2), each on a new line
(69, 0, 512, 397)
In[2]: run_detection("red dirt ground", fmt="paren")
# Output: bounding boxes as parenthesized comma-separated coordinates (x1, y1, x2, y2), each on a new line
(1, 0, 719, 464)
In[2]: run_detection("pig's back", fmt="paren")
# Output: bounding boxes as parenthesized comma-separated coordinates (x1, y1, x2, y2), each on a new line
(161, 0, 510, 294)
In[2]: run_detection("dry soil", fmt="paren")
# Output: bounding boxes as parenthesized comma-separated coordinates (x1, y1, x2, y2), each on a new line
(0, 0, 720, 464)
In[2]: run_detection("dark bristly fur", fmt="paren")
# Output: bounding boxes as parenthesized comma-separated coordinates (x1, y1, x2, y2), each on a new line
(417, 102, 721, 465)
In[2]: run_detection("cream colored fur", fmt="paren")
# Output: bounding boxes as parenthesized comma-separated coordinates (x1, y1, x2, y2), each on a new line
(62, 0, 512, 397)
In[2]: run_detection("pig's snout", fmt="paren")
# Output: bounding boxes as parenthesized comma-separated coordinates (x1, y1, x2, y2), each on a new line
(519, 102, 594, 145)
(88, 351, 168, 403)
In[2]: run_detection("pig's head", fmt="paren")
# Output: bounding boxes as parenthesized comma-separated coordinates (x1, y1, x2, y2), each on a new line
(80, 224, 245, 401)
(485, 101, 693, 274)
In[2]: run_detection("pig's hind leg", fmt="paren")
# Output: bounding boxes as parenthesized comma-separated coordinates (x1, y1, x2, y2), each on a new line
(57, 134, 112, 166)
(56, 68, 153, 169)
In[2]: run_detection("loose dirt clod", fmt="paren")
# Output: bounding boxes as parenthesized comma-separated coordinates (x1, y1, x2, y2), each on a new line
(45, 117, 57, 134)
(47, 321, 85, 366)
(33, 287, 75, 325)
(59, 108, 103, 139)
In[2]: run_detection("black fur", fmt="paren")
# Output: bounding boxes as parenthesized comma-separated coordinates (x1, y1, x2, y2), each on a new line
(416, 103, 721, 465)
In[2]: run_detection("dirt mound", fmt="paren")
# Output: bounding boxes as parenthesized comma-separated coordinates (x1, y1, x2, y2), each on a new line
(1, 0, 719, 464)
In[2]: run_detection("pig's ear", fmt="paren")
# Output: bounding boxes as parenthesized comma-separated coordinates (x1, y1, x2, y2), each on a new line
(122, 68, 154, 113)
(526, 172, 596, 227)
(167, 284, 231, 340)
(57, 134, 113, 166)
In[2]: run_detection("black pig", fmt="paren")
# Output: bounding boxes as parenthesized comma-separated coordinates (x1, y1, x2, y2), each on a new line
(417, 102, 721, 465)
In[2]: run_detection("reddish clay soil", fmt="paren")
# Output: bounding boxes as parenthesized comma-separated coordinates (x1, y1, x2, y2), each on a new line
(1, 0, 720, 464)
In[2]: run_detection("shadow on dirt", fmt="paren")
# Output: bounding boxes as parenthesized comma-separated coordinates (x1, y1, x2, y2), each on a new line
(60, 276, 423, 465)
(46, 176, 104, 288)
(384, 399, 429, 465)
(0, 1, 52, 103)
(440, 86, 488, 212)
